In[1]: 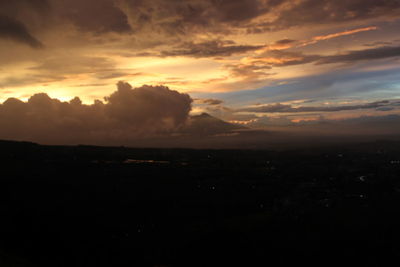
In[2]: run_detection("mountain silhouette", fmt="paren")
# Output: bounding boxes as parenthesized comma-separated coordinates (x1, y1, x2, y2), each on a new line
(183, 113, 246, 136)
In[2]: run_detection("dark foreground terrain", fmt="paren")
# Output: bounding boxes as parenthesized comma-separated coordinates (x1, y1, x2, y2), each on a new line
(1, 140, 400, 266)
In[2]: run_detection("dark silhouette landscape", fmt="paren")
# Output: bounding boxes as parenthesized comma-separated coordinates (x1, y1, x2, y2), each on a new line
(1, 139, 400, 266)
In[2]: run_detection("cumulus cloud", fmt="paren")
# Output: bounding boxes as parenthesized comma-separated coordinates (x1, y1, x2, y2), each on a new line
(104, 81, 192, 128)
(0, 82, 193, 145)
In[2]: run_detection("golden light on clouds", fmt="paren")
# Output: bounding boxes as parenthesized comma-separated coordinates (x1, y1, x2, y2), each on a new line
(1, 0, 400, 142)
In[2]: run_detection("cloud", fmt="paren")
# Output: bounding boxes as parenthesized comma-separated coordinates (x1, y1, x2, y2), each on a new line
(0, 0, 51, 47)
(198, 64, 400, 107)
(237, 114, 400, 144)
(30, 56, 115, 73)
(0, 82, 193, 145)
(226, 45, 400, 83)
(248, 50, 320, 67)
(267, 39, 297, 50)
(135, 114, 400, 149)
(0, 56, 118, 88)
(226, 50, 318, 80)
(96, 71, 145, 80)
(249, 45, 400, 69)
(317, 45, 400, 64)
(195, 98, 224, 105)
(238, 100, 398, 113)
(249, 0, 400, 32)
(0, 15, 43, 48)
(226, 59, 275, 80)
(119, 24, 378, 61)
(160, 40, 264, 58)
(253, 26, 378, 56)
(364, 41, 395, 47)
(1, 0, 397, 50)
(300, 26, 378, 46)
(104, 81, 192, 128)
(0, 0, 50, 16)
(52, 0, 131, 33)
(119, 0, 268, 35)
(0, 74, 67, 88)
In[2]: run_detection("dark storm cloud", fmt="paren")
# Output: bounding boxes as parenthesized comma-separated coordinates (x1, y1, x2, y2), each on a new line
(0, 0, 52, 47)
(0, 0, 50, 14)
(239, 100, 397, 113)
(0, 82, 193, 145)
(48, 0, 400, 39)
(249, 0, 400, 32)
(2, 0, 399, 49)
(160, 40, 264, 58)
(119, 0, 269, 36)
(52, 0, 131, 33)
(0, 0, 132, 48)
(121, 0, 397, 35)
(0, 15, 43, 48)
(1, 0, 264, 41)
(317, 46, 400, 64)
(209, 0, 267, 23)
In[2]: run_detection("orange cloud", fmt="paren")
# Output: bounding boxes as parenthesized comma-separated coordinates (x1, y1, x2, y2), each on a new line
(300, 26, 378, 46)
(255, 26, 378, 55)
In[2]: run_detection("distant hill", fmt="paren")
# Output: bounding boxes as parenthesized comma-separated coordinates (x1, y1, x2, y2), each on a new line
(182, 113, 246, 136)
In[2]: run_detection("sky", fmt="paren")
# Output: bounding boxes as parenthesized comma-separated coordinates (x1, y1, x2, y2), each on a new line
(1, 0, 400, 147)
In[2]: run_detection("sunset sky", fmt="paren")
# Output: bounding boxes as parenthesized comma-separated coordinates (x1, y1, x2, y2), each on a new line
(1, 0, 400, 146)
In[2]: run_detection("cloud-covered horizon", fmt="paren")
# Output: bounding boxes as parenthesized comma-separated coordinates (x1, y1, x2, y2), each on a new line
(0, 82, 192, 145)
(1, 80, 400, 148)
